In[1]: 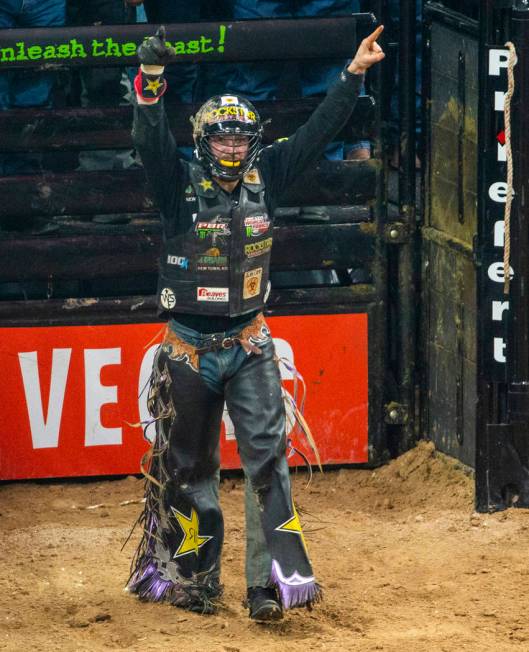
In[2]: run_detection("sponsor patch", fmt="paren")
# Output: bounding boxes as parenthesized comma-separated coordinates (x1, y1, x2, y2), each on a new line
(244, 215, 270, 237)
(197, 287, 229, 302)
(198, 178, 214, 192)
(243, 169, 261, 185)
(220, 95, 238, 105)
(204, 106, 256, 125)
(197, 254, 229, 271)
(245, 237, 272, 258)
(184, 184, 196, 202)
(166, 255, 189, 269)
(196, 221, 231, 239)
(160, 287, 177, 310)
(243, 268, 263, 299)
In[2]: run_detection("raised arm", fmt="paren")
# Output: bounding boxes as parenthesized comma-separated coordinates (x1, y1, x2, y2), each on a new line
(132, 26, 182, 218)
(260, 25, 385, 198)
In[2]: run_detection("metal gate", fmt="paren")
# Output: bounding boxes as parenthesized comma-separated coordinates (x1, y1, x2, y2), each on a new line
(422, 0, 529, 511)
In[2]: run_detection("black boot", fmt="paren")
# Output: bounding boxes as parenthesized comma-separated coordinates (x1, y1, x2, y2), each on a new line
(246, 586, 283, 622)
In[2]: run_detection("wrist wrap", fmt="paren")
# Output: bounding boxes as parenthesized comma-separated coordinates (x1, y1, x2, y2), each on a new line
(134, 68, 167, 102)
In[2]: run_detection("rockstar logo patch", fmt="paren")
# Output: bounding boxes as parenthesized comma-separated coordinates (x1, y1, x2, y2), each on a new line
(171, 506, 213, 558)
(198, 178, 214, 192)
(275, 502, 308, 556)
(144, 77, 163, 95)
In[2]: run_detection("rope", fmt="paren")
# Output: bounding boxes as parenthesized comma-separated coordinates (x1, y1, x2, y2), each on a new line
(503, 41, 517, 295)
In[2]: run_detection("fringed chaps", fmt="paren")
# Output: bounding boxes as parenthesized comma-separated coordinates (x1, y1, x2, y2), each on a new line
(127, 314, 321, 612)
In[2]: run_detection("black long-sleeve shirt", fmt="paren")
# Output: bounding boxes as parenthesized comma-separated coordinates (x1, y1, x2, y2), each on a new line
(133, 69, 363, 333)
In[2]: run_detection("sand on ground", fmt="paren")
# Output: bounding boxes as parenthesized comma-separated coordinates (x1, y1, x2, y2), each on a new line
(1, 441, 529, 652)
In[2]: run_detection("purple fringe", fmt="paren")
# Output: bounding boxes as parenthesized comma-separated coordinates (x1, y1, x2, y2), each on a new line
(127, 551, 222, 614)
(128, 560, 175, 602)
(270, 559, 322, 610)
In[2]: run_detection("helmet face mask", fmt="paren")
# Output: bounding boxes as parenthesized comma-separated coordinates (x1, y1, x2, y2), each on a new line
(192, 95, 263, 180)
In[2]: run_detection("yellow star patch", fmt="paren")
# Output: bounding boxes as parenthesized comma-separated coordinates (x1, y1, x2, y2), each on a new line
(198, 178, 214, 192)
(144, 77, 163, 95)
(171, 506, 213, 558)
(275, 502, 308, 556)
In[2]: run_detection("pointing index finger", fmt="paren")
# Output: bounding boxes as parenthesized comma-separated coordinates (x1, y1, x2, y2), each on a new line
(364, 24, 384, 45)
(155, 25, 166, 42)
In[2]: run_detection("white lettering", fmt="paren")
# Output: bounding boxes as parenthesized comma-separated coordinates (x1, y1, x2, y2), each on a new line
(494, 91, 505, 111)
(494, 337, 506, 363)
(488, 262, 514, 283)
(498, 142, 506, 162)
(19, 349, 71, 449)
(138, 344, 159, 442)
(489, 49, 509, 76)
(489, 182, 509, 203)
(84, 348, 121, 446)
(494, 220, 505, 247)
(492, 300, 509, 321)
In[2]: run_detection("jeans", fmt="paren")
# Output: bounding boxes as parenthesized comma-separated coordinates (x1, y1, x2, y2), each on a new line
(0, 0, 65, 110)
(168, 318, 273, 587)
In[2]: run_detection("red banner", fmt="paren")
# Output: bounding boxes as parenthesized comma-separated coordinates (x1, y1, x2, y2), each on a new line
(0, 314, 368, 480)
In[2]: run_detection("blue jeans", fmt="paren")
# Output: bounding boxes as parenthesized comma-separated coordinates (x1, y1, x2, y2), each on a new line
(169, 317, 274, 587)
(0, 0, 65, 110)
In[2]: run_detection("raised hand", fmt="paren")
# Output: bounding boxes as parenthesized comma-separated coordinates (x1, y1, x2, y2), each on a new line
(348, 25, 385, 75)
(137, 25, 176, 68)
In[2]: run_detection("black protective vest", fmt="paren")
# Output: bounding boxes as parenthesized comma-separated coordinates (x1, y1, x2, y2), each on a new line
(157, 162, 272, 317)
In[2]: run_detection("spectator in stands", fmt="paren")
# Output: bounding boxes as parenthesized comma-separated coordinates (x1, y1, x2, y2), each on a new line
(126, 0, 233, 103)
(126, 24, 384, 621)
(0, 0, 66, 176)
(68, 0, 138, 171)
(227, 0, 371, 160)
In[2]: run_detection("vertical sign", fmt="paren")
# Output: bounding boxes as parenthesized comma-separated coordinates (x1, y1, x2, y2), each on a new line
(481, 48, 513, 380)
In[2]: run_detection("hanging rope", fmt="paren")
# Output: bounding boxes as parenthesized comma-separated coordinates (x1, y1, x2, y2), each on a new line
(503, 41, 517, 295)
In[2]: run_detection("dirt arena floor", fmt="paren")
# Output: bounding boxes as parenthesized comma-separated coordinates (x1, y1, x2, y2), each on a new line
(1, 440, 529, 651)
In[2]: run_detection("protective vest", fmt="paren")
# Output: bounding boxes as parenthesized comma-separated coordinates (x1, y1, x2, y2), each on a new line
(157, 162, 272, 317)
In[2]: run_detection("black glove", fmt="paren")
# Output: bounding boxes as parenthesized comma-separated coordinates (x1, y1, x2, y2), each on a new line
(137, 25, 175, 67)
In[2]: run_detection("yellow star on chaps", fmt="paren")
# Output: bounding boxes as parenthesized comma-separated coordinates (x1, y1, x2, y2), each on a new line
(171, 506, 213, 558)
(275, 502, 309, 557)
(144, 77, 163, 95)
(198, 178, 214, 192)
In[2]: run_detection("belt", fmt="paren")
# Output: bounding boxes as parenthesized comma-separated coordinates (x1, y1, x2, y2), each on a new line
(162, 312, 270, 372)
(196, 334, 240, 354)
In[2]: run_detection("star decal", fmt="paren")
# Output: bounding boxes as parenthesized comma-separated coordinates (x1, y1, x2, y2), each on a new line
(170, 506, 213, 558)
(275, 502, 308, 556)
(144, 77, 163, 95)
(198, 178, 214, 192)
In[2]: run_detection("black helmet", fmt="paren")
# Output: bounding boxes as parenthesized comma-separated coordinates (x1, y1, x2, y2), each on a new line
(192, 95, 263, 180)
